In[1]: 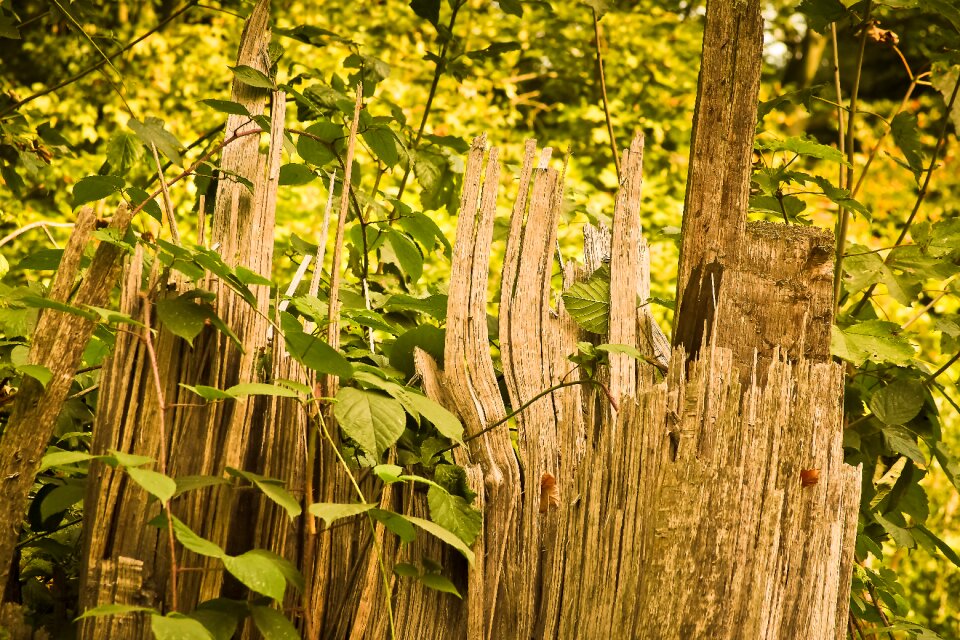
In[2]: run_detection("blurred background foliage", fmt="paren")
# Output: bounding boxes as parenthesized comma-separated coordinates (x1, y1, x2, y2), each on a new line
(0, 0, 958, 637)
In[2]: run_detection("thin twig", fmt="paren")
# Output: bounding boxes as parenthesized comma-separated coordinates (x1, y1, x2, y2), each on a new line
(834, 2, 872, 313)
(925, 351, 960, 386)
(592, 7, 620, 181)
(851, 71, 960, 316)
(901, 274, 958, 331)
(393, 1, 464, 203)
(151, 143, 181, 245)
(141, 287, 180, 612)
(325, 86, 363, 372)
(0, 221, 76, 248)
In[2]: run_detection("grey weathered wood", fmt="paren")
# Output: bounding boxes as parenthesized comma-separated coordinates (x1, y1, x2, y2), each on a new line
(0, 204, 132, 588)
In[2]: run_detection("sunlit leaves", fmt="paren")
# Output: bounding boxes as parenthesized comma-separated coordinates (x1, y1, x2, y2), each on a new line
(228, 65, 275, 90)
(831, 321, 915, 366)
(127, 117, 183, 166)
(562, 264, 610, 334)
(334, 387, 406, 458)
(72, 175, 124, 207)
(426, 485, 481, 546)
(309, 502, 376, 527)
(890, 112, 924, 182)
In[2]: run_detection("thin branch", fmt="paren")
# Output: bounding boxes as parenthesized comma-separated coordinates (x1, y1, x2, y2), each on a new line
(901, 274, 958, 331)
(834, 2, 872, 313)
(925, 351, 960, 386)
(393, 1, 464, 203)
(0, 1, 199, 118)
(151, 143, 181, 245)
(592, 7, 620, 181)
(141, 289, 180, 612)
(851, 71, 960, 316)
(0, 221, 75, 248)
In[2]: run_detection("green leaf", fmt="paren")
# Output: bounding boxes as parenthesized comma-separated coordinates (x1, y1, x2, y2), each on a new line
(869, 379, 924, 426)
(797, 0, 849, 32)
(229, 65, 275, 89)
(427, 485, 482, 546)
(278, 163, 317, 186)
(174, 475, 231, 497)
(562, 264, 610, 334)
(39, 450, 95, 472)
(170, 516, 225, 558)
(925, 0, 960, 34)
(830, 321, 914, 366)
(383, 230, 424, 283)
(393, 562, 419, 577)
(308, 502, 376, 527)
(389, 325, 445, 377)
(373, 464, 404, 483)
(76, 604, 153, 620)
(419, 573, 461, 598)
(382, 294, 448, 320)
(72, 175, 125, 207)
(890, 112, 924, 182)
(369, 508, 417, 542)
(106, 131, 144, 176)
(409, 0, 441, 27)
(914, 524, 960, 568)
(223, 551, 287, 601)
(403, 513, 475, 564)
(284, 330, 354, 379)
(151, 613, 215, 640)
(466, 42, 521, 60)
(874, 512, 915, 549)
(106, 451, 155, 467)
(225, 382, 300, 399)
(250, 606, 299, 640)
(125, 466, 176, 502)
(181, 384, 234, 401)
(244, 549, 304, 592)
(334, 387, 406, 458)
(756, 135, 847, 164)
(883, 427, 926, 467)
(128, 117, 183, 166)
(225, 468, 302, 519)
(18, 363, 51, 387)
(200, 99, 252, 116)
(398, 390, 463, 443)
(187, 607, 238, 640)
(38, 482, 85, 521)
(156, 297, 214, 346)
(297, 121, 342, 166)
(810, 177, 871, 219)
(362, 125, 400, 167)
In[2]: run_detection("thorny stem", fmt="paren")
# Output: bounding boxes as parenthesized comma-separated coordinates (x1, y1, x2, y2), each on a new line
(0, 1, 199, 119)
(850, 71, 960, 317)
(141, 290, 180, 612)
(865, 583, 897, 640)
(592, 7, 620, 181)
(834, 2, 871, 313)
(394, 1, 464, 203)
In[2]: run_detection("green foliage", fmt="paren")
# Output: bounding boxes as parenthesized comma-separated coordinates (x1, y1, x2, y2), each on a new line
(1, 0, 959, 637)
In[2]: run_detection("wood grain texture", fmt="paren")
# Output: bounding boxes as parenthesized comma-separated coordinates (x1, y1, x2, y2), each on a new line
(0, 205, 131, 589)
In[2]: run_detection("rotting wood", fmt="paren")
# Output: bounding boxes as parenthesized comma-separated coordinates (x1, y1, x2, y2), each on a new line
(0, 204, 132, 589)
(673, 0, 764, 361)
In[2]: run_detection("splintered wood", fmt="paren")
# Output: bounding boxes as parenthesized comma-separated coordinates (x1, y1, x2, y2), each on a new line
(411, 135, 860, 639)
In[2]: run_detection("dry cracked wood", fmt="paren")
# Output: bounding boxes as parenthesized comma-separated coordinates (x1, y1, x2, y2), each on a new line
(0, 204, 132, 589)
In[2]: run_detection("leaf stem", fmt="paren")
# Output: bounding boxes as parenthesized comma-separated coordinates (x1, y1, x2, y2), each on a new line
(850, 71, 960, 317)
(394, 1, 464, 203)
(834, 1, 871, 313)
